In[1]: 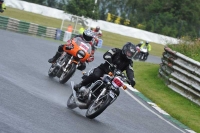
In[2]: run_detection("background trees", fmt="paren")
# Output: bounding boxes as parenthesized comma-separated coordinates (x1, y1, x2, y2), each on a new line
(22, 0, 200, 39)
(64, 0, 99, 20)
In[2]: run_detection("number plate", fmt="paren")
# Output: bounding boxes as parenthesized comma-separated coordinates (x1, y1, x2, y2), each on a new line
(109, 91, 115, 98)
(80, 42, 89, 52)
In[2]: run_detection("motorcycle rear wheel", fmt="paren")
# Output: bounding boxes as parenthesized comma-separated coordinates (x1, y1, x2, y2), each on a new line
(86, 94, 112, 119)
(67, 94, 77, 109)
(59, 63, 76, 84)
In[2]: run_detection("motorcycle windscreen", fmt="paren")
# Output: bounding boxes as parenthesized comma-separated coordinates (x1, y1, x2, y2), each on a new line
(74, 38, 92, 54)
(67, 38, 91, 62)
(140, 47, 148, 53)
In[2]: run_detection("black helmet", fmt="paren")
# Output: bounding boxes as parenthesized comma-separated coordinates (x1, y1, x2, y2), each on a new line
(83, 29, 93, 42)
(122, 42, 137, 59)
(0, 0, 4, 2)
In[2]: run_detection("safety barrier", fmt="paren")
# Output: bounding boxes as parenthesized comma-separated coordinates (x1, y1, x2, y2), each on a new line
(159, 47, 200, 106)
(0, 16, 62, 40)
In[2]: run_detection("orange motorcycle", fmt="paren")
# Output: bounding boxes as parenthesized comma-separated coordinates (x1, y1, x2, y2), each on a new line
(48, 38, 91, 84)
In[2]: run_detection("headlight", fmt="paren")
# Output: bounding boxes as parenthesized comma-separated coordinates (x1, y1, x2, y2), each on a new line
(77, 50, 85, 59)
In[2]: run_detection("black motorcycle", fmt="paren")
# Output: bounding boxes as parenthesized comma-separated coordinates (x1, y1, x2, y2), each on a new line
(67, 61, 130, 119)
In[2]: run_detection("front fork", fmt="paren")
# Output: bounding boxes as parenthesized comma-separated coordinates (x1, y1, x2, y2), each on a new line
(62, 56, 81, 72)
(94, 88, 107, 104)
(93, 87, 117, 104)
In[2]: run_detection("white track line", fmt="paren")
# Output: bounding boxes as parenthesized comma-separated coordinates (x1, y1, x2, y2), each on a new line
(124, 90, 186, 133)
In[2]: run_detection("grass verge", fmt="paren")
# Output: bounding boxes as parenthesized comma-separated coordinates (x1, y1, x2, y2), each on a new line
(134, 61, 200, 133)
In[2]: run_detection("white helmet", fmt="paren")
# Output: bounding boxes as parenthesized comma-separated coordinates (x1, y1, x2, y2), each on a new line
(140, 41, 144, 44)
(83, 29, 93, 42)
(96, 26, 100, 31)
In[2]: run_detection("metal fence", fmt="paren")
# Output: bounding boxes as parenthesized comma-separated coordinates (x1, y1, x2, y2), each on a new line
(159, 47, 200, 106)
(60, 15, 91, 35)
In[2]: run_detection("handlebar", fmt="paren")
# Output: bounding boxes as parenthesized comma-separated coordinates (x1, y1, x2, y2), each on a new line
(105, 60, 116, 72)
(105, 60, 130, 85)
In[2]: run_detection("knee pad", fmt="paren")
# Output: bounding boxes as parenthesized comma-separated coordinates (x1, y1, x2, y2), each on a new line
(58, 45, 64, 52)
(77, 63, 86, 71)
(93, 68, 104, 79)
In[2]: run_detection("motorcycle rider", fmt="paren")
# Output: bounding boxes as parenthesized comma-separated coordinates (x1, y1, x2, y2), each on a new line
(0, 0, 6, 13)
(136, 41, 144, 48)
(141, 41, 151, 60)
(48, 29, 98, 71)
(93, 26, 102, 38)
(133, 41, 144, 59)
(74, 42, 137, 93)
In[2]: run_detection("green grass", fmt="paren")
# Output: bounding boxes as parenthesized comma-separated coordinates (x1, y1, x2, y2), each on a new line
(134, 61, 200, 133)
(2, 6, 200, 133)
(167, 39, 200, 62)
(1, 7, 164, 57)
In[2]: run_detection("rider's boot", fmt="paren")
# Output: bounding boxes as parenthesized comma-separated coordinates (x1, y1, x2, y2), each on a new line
(48, 52, 62, 63)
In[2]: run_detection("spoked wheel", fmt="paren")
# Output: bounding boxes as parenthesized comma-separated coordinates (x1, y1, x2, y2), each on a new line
(59, 63, 76, 84)
(48, 64, 57, 77)
(86, 94, 112, 119)
(67, 94, 77, 109)
(59, 71, 68, 82)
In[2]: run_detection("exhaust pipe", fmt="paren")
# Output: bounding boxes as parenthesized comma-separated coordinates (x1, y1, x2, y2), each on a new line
(71, 81, 87, 109)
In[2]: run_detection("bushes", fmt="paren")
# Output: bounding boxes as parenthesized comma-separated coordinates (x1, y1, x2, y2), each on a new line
(167, 38, 200, 62)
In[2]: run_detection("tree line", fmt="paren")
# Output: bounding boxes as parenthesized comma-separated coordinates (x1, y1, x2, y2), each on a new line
(22, 0, 200, 39)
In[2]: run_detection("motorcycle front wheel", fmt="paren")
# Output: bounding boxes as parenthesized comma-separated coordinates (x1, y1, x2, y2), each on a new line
(59, 63, 76, 84)
(48, 64, 57, 77)
(86, 94, 112, 119)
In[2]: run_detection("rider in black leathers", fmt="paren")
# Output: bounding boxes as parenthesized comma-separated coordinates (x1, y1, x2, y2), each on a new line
(74, 42, 137, 92)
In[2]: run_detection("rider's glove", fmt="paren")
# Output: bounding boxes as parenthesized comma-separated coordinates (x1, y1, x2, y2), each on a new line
(130, 80, 136, 87)
(65, 43, 74, 50)
(86, 56, 94, 63)
(65, 40, 73, 50)
(109, 63, 116, 71)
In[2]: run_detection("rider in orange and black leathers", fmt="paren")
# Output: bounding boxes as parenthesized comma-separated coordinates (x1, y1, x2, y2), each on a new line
(48, 29, 98, 71)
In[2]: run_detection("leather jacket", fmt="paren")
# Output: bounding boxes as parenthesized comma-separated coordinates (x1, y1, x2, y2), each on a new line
(99, 48, 135, 85)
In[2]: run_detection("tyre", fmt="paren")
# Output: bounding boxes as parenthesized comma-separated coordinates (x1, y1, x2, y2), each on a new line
(86, 94, 112, 119)
(48, 64, 57, 77)
(67, 94, 77, 109)
(133, 51, 139, 60)
(59, 63, 76, 84)
(139, 53, 145, 61)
